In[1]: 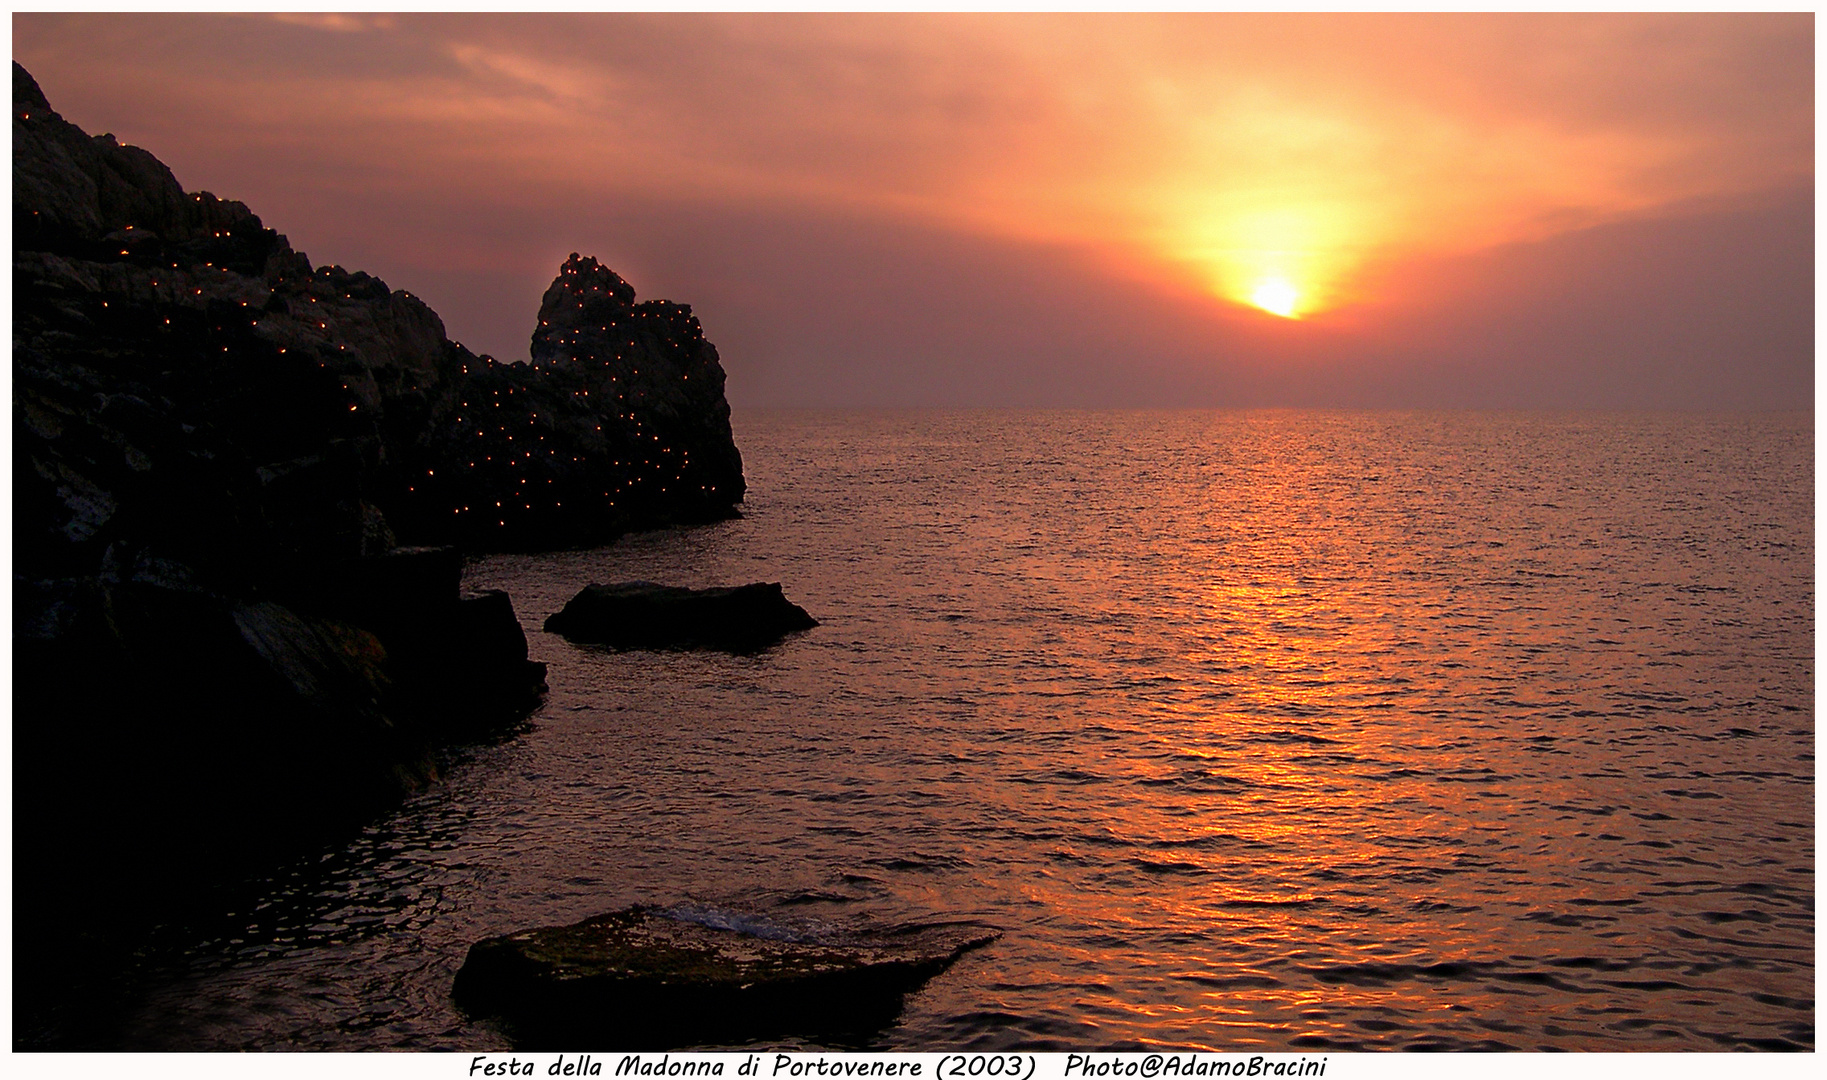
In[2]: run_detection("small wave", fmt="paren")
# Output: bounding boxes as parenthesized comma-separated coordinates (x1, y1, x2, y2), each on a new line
(1600, 978, 1702, 992)
(1304, 959, 1504, 986)
(1128, 857, 1208, 876)
(1520, 910, 1618, 928)
(1436, 769, 1511, 784)
(1410, 899, 1481, 914)
(1358, 768, 1429, 782)
(775, 890, 863, 907)
(1546, 956, 1637, 972)
(1214, 895, 1324, 909)
(659, 904, 818, 943)
(1698, 910, 1775, 924)
(1748, 992, 1812, 1011)
(1011, 768, 1107, 785)
(1144, 833, 1248, 851)
(1174, 972, 1284, 989)
(1134, 770, 1253, 790)
(1247, 730, 1342, 746)
(876, 852, 971, 872)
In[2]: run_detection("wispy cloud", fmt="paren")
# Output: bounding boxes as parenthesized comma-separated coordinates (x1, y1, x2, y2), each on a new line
(12, 12, 1810, 406)
(267, 13, 396, 34)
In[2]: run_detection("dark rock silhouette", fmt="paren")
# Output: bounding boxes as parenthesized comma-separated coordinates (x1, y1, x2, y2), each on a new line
(545, 581, 818, 652)
(454, 907, 1000, 1048)
(15, 59, 542, 873)
(396, 251, 744, 549)
(12, 60, 746, 1045)
(14, 62, 743, 566)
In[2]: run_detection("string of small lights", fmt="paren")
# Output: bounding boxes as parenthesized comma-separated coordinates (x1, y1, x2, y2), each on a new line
(70, 224, 739, 549)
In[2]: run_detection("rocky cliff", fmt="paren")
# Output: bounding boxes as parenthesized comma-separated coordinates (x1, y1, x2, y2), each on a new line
(14, 64, 743, 561)
(399, 252, 744, 549)
(11, 59, 745, 928)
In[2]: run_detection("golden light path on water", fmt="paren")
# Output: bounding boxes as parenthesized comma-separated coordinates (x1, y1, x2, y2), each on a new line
(109, 411, 1812, 1052)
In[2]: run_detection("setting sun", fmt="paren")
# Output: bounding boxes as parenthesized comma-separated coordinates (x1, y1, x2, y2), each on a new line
(7, 12, 1813, 1056)
(1164, 202, 1358, 320)
(1250, 277, 1301, 318)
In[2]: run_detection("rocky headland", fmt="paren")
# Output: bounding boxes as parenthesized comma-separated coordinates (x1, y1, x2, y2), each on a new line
(12, 58, 748, 1034)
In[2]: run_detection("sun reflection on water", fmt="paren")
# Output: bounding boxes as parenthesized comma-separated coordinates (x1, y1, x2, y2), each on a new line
(109, 410, 1816, 1052)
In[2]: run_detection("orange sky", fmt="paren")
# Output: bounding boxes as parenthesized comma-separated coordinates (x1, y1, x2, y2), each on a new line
(12, 12, 1813, 408)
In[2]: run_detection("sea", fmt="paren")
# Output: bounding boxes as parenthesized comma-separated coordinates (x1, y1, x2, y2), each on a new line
(106, 410, 1813, 1051)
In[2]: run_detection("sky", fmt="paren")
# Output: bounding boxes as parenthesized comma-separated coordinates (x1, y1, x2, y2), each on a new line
(12, 12, 1814, 409)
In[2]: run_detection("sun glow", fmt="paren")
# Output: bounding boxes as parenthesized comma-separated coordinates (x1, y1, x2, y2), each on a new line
(1250, 278, 1300, 318)
(1161, 202, 1366, 319)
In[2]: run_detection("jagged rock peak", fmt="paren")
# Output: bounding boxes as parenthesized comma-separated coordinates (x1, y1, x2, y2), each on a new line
(14, 60, 51, 113)
(539, 252, 637, 320)
(528, 252, 708, 376)
(13, 61, 267, 258)
(530, 252, 670, 369)
(14, 61, 743, 558)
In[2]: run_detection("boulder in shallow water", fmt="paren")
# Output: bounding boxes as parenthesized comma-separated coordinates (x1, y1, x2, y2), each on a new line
(453, 907, 999, 1048)
(543, 581, 817, 652)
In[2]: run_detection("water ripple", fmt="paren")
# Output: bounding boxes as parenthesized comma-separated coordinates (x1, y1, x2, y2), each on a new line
(108, 410, 1811, 1051)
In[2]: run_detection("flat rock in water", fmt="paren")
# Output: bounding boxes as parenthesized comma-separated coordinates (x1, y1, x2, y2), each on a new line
(543, 581, 817, 652)
(453, 907, 999, 1048)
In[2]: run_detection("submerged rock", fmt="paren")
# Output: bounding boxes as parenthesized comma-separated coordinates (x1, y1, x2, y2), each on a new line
(545, 581, 818, 652)
(454, 907, 1000, 1048)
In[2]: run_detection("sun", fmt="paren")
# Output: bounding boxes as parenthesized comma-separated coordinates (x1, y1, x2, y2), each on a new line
(1168, 204, 1354, 319)
(1249, 277, 1300, 318)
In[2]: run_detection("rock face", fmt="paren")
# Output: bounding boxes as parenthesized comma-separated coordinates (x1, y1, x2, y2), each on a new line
(545, 582, 819, 652)
(454, 907, 1000, 1048)
(10, 59, 741, 937)
(390, 252, 745, 549)
(14, 61, 743, 562)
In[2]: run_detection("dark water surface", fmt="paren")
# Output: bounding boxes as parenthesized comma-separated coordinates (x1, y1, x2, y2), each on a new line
(118, 411, 1812, 1050)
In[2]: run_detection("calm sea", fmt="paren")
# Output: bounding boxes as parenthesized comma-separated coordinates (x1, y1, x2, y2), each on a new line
(114, 410, 1812, 1051)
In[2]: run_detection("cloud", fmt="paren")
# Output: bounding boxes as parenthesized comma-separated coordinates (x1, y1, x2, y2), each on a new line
(12, 12, 1811, 408)
(267, 13, 397, 34)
